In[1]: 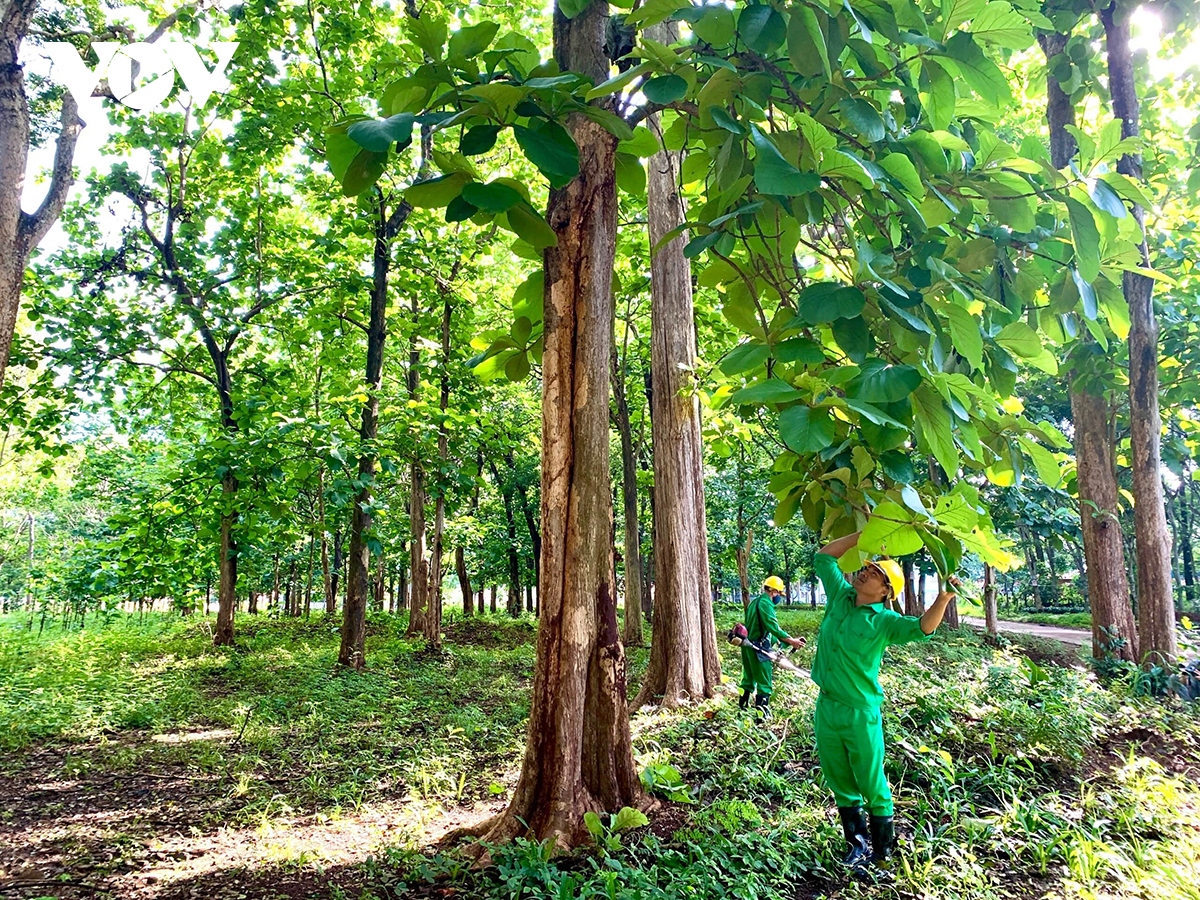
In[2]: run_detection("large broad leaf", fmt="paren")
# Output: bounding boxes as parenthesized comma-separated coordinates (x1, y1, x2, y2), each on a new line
(968, 1, 1034, 50)
(405, 172, 471, 208)
(879, 153, 924, 199)
(513, 122, 580, 188)
(942, 33, 1011, 106)
(945, 304, 984, 372)
(720, 342, 769, 375)
(460, 124, 503, 156)
(845, 398, 906, 428)
(788, 5, 830, 78)
(750, 125, 820, 196)
(1016, 436, 1063, 487)
(461, 181, 523, 213)
(694, 5, 736, 45)
(1066, 196, 1101, 283)
(860, 501, 924, 557)
(644, 74, 688, 104)
(879, 451, 915, 484)
(739, 4, 786, 53)
(797, 282, 864, 323)
(913, 385, 958, 477)
(341, 149, 389, 196)
(347, 113, 415, 153)
(933, 494, 979, 533)
(729, 378, 803, 405)
(774, 485, 804, 526)
(994, 321, 1042, 358)
(838, 98, 886, 142)
(775, 337, 825, 365)
(846, 360, 921, 403)
(779, 405, 835, 453)
(832, 316, 873, 363)
(922, 58, 955, 131)
(448, 21, 501, 59)
(505, 203, 558, 250)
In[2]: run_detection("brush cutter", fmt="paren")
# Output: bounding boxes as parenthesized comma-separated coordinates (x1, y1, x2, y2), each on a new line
(727, 624, 809, 676)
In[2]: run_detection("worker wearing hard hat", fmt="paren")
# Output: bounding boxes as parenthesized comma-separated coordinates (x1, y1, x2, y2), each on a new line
(811, 530, 958, 876)
(738, 575, 806, 717)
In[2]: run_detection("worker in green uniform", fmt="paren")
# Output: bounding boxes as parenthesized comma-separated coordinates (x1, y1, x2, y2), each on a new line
(739, 575, 806, 717)
(811, 531, 957, 874)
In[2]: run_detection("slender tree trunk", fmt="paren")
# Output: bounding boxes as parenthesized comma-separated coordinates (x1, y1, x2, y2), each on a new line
(214, 472, 238, 645)
(1183, 482, 1196, 610)
(612, 345, 644, 647)
(286, 559, 297, 616)
(374, 551, 386, 612)
(492, 460, 524, 617)
(306, 533, 315, 618)
(490, 584, 497, 614)
(457, 546, 473, 616)
(409, 470, 429, 634)
(902, 558, 918, 617)
(271, 552, 281, 610)
(983, 564, 998, 639)
(248, 590, 258, 615)
(329, 528, 342, 617)
(340, 200, 390, 670)
(1100, 3, 1175, 663)
(470, 2, 642, 850)
(424, 300, 452, 648)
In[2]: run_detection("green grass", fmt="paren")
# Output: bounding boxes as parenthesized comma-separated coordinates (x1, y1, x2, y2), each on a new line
(2, 608, 1198, 900)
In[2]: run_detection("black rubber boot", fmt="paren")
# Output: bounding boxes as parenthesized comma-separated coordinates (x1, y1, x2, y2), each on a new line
(754, 693, 771, 719)
(869, 815, 895, 862)
(738, 689, 752, 710)
(837, 807, 871, 871)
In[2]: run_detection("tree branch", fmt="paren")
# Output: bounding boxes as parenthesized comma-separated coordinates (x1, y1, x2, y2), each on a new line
(19, 93, 82, 248)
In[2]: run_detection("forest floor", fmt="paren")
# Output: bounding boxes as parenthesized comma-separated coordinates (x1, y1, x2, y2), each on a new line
(0, 610, 1198, 900)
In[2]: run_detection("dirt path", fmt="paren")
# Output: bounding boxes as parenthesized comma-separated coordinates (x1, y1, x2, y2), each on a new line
(962, 617, 1089, 646)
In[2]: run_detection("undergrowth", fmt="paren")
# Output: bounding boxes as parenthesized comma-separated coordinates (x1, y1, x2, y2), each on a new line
(2, 607, 1198, 900)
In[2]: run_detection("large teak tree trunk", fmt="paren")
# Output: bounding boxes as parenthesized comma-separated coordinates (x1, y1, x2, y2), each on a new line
(1041, 30, 1138, 662)
(470, 0, 641, 852)
(634, 44, 720, 705)
(1101, 3, 1175, 664)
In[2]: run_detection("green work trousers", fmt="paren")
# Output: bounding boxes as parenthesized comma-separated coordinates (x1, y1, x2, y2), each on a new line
(739, 646, 773, 698)
(814, 693, 893, 816)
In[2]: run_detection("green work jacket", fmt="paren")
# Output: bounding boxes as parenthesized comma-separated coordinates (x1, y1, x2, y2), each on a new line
(745, 592, 792, 648)
(810, 552, 930, 709)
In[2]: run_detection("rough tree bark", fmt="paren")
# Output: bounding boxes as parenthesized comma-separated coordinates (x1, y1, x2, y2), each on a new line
(611, 342, 644, 647)
(407, 307, 430, 635)
(1041, 29, 1138, 661)
(634, 31, 720, 704)
(464, 0, 642, 851)
(1101, 3, 1175, 663)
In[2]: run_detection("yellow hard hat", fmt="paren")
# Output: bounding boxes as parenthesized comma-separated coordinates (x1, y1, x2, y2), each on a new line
(868, 559, 905, 600)
(763, 575, 785, 592)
